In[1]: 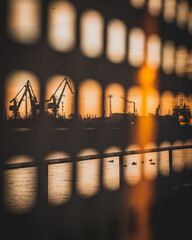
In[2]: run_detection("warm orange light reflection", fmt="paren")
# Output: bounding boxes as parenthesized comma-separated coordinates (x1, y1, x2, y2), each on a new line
(137, 65, 158, 144)
(161, 91, 174, 115)
(103, 146, 120, 191)
(124, 145, 141, 185)
(78, 79, 102, 118)
(4, 156, 36, 213)
(45, 152, 72, 205)
(45, 75, 75, 118)
(105, 83, 125, 116)
(7, 0, 40, 44)
(177, 0, 189, 29)
(163, 0, 176, 23)
(162, 40, 175, 74)
(77, 149, 100, 197)
(148, 0, 162, 16)
(5, 70, 40, 119)
(172, 140, 184, 172)
(144, 143, 158, 180)
(159, 142, 170, 176)
(128, 28, 145, 67)
(147, 34, 161, 68)
(175, 46, 187, 77)
(138, 65, 157, 90)
(48, 1, 76, 52)
(127, 86, 142, 116)
(106, 19, 126, 63)
(146, 89, 159, 116)
(130, 0, 145, 8)
(184, 140, 192, 169)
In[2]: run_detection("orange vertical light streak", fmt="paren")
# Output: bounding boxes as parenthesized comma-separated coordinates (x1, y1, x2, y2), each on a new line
(122, 11, 159, 240)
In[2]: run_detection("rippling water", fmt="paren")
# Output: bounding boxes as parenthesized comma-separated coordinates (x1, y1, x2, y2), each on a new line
(3, 147, 192, 212)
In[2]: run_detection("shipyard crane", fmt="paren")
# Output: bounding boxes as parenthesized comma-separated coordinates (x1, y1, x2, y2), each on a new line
(9, 80, 40, 119)
(46, 77, 73, 118)
(154, 105, 160, 117)
(121, 96, 136, 115)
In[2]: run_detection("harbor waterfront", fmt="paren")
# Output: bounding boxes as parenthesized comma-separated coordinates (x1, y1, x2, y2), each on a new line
(1, 0, 192, 239)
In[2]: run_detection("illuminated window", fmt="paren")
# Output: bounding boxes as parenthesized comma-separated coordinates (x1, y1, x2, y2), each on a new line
(45, 152, 72, 205)
(187, 95, 192, 117)
(188, 8, 192, 34)
(4, 156, 37, 213)
(45, 75, 75, 118)
(148, 0, 162, 17)
(80, 10, 104, 58)
(124, 145, 141, 185)
(186, 50, 192, 79)
(130, 0, 145, 9)
(163, 0, 176, 23)
(184, 139, 192, 169)
(144, 143, 158, 180)
(78, 79, 102, 118)
(175, 46, 187, 77)
(161, 91, 174, 115)
(77, 149, 100, 197)
(146, 88, 160, 116)
(128, 28, 145, 67)
(177, 0, 189, 29)
(147, 34, 161, 68)
(5, 70, 40, 120)
(175, 93, 187, 107)
(105, 83, 125, 117)
(162, 40, 175, 74)
(159, 142, 171, 176)
(7, 0, 41, 44)
(172, 140, 184, 172)
(103, 146, 120, 191)
(106, 19, 126, 63)
(48, 1, 76, 52)
(127, 86, 142, 116)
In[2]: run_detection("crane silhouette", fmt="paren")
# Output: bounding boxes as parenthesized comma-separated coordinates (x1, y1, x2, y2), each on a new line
(45, 77, 73, 118)
(9, 80, 39, 119)
(121, 96, 136, 115)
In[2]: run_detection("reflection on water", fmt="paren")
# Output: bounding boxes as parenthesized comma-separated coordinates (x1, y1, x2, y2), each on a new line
(4, 143, 191, 211)
(144, 143, 158, 180)
(77, 149, 100, 197)
(124, 145, 141, 185)
(159, 142, 170, 176)
(45, 152, 72, 205)
(173, 140, 184, 172)
(103, 147, 120, 191)
(4, 156, 36, 213)
(11, 128, 32, 132)
(184, 140, 192, 169)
